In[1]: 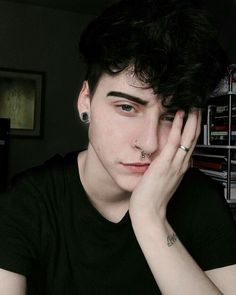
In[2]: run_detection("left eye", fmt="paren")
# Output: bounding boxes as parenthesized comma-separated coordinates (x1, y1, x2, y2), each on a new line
(161, 114, 175, 122)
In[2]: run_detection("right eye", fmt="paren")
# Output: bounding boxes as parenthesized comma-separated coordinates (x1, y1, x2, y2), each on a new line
(120, 104, 135, 112)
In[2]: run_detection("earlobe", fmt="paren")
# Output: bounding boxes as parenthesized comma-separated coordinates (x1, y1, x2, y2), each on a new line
(77, 80, 91, 115)
(80, 112, 90, 124)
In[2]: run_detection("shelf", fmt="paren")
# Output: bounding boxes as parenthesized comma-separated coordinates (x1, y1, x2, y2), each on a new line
(209, 93, 236, 103)
(210, 91, 236, 97)
(199, 65, 236, 206)
(196, 144, 236, 149)
(227, 200, 236, 204)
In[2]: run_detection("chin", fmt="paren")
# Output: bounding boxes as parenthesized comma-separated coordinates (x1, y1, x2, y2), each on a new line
(114, 174, 142, 193)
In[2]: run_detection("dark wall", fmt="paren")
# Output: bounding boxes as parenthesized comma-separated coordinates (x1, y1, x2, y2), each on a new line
(203, 0, 236, 63)
(0, 0, 91, 180)
(0, 0, 235, 181)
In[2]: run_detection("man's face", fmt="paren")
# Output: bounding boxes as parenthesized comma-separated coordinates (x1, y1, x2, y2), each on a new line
(80, 71, 178, 193)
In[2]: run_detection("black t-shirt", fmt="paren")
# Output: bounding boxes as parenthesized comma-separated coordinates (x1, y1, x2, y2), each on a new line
(0, 151, 236, 295)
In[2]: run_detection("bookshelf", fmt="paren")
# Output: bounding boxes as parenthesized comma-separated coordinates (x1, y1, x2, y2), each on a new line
(194, 64, 236, 209)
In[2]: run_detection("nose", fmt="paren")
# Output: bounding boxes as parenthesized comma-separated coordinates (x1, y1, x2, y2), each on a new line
(134, 118, 159, 156)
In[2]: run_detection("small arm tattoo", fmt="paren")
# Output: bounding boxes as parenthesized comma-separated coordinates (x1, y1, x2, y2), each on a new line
(167, 233, 178, 247)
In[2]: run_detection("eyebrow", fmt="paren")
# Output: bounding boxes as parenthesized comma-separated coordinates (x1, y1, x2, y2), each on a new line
(106, 91, 149, 106)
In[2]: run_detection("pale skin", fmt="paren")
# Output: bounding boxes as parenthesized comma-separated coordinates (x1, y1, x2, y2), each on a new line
(0, 70, 236, 294)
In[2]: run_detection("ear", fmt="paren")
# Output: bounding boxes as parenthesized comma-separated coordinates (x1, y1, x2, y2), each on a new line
(77, 81, 91, 116)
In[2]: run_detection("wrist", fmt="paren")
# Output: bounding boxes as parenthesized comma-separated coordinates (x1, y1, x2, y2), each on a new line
(130, 211, 178, 251)
(129, 206, 168, 233)
(129, 202, 167, 226)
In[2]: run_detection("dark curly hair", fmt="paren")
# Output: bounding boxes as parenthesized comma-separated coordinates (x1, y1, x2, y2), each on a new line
(79, 0, 228, 111)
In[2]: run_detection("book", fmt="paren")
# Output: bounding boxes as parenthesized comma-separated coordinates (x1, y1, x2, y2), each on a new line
(193, 160, 224, 170)
(224, 187, 236, 199)
(192, 152, 236, 173)
(192, 153, 227, 171)
(211, 125, 236, 131)
(199, 168, 236, 180)
(221, 181, 236, 199)
(205, 100, 236, 145)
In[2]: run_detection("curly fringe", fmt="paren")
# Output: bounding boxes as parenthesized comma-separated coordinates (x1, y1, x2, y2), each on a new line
(79, 0, 228, 111)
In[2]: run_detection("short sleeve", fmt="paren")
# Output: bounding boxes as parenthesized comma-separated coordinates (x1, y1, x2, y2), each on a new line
(0, 175, 42, 276)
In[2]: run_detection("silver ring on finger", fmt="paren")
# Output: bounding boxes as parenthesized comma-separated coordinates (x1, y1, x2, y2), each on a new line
(179, 145, 190, 153)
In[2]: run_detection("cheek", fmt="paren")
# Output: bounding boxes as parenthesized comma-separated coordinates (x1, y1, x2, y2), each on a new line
(88, 115, 128, 154)
(89, 107, 136, 143)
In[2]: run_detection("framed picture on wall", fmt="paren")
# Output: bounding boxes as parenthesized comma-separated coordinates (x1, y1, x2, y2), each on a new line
(0, 68, 44, 137)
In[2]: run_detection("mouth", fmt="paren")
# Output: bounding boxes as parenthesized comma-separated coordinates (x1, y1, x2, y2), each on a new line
(121, 163, 150, 173)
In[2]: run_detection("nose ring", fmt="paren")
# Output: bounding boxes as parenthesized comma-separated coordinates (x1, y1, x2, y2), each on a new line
(141, 150, 151, 159)
(135, 140, 152, 159)
(141, 150, 146, 159)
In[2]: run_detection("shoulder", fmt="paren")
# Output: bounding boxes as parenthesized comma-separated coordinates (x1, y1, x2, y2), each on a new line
(182, 167, 221, 191)
(169, 167, 223, 206)
(168, 167, 232, 233)
(10, 151, 79, 191)
(1, 151, 80, 211)
(168, 169, 236, 271)
(170, 167, 235, 234)
(175, 167, 224, 204)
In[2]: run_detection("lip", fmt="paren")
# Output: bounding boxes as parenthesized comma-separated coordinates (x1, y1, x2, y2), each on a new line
(121, 163, 150, 173)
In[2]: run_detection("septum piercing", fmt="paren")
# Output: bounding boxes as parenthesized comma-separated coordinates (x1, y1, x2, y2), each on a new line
(141, 150, 146, 159)
(141, 150, 151, 159)
(135, 140, 152, 159)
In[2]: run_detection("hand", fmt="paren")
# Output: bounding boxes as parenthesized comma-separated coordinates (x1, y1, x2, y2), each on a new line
(129, 109, 201, 222)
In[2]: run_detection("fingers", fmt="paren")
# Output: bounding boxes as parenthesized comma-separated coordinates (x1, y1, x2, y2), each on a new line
(156, 110, 184, 167)
(152, 108, 201, 175)
(180, 109, 201, 149)
(174, 109, 201, 170)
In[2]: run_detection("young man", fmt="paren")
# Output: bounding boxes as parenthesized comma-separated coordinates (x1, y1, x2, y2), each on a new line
(0, 0, 236, 294)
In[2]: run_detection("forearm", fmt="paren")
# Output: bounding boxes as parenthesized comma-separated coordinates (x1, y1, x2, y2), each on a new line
(130, 213, 223, 295)
(0, 268, 26, 295)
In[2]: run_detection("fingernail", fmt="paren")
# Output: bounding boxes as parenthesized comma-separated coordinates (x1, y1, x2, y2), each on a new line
(179, 110, 185, 118)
